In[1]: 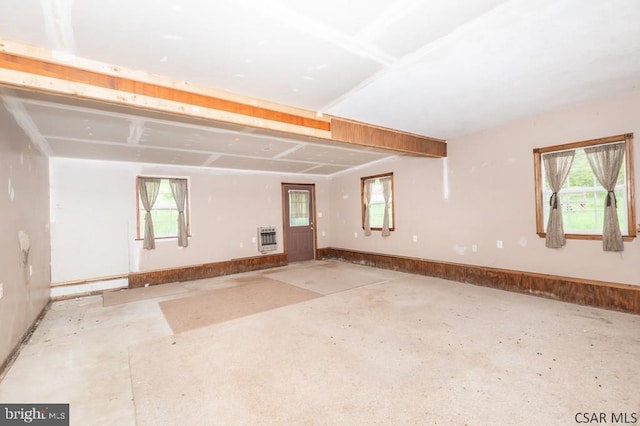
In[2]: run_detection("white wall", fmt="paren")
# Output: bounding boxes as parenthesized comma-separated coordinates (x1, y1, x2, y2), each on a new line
(329, 89, 640, 286)
(0, 103, 51, 365)
(49, 89, 640, 287)
(49, 159, 330, 283)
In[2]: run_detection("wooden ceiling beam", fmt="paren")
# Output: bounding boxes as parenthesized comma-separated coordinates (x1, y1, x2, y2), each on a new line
(331, 118, 446, 157)
(0, 50, 332, 138)
(0, 41, 446, 158)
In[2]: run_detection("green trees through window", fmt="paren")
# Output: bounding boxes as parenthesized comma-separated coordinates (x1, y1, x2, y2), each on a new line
(542, 148, 627, 234)
(137, 177, 190, 239)
(534, 133, 635, 241)
(361, 173, 394, 232)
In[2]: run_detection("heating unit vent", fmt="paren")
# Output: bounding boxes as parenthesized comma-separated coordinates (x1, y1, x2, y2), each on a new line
(258, 226, 277, 253)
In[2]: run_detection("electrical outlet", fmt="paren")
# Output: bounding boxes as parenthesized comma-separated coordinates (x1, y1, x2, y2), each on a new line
(472, 244, 478, 252)
(412, 235, 418, 242)
(0, 283, 3, 299)
(497, 240, 503, 249)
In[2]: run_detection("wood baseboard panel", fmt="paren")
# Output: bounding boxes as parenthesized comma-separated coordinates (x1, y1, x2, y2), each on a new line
(128, 253, 288, 288)
(318, 248, 639, 314)
(51, 273, 129, 288)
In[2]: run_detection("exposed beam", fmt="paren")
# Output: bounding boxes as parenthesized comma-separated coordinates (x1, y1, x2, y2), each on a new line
(0, 51, 330, 132)
(331, 118, 446, 157)
(0, 41, 446, 158)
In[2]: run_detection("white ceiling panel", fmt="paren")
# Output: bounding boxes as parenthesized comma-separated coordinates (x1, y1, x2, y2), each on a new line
(302, 164, 351, 175)
(48, 138, 212, 166)
(209, 156, 315, 174)
(265, 0, 401, 37)
(70, 0, 384, 110)
(140, 122, 299, 157)
(372, 0, 507, 57)
(24, 103, 131, 142)
(281, 144, 389, 166)
(0, 0, 49, 48)
(1, 0, 639, 174)
(327, 0, 640, 138)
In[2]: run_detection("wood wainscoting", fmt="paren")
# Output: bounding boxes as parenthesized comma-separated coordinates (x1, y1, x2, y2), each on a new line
(128, 253, 287, 288)
(317, 248, 639, 314)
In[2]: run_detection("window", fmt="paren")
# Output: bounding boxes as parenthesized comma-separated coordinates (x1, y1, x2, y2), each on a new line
(533, 133, 635, 241)
(361, 173, 394, 233)
(136, 177, 190, 240)
(288, 190, 310, 226)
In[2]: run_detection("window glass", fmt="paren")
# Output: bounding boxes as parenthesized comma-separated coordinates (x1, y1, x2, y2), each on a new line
(361, 173, 394, 230)
(541, 148, 627, 234)
(534, 134, 635, 240)
(137, 177, 190, 239)
(289, 190, 310, 227)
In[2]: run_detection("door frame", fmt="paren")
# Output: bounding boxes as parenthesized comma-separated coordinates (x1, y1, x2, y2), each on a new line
(281, 182, 317, 261)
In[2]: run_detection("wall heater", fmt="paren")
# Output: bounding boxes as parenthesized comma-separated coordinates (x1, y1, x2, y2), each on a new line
(257, 226, 277, 253)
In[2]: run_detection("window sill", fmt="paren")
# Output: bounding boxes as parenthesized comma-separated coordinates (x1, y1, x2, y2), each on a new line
(135, 235, 192, 241)
(536, 233, 636, 242)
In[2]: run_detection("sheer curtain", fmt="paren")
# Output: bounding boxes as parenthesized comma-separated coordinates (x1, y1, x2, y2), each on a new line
(289, 190, 309, 226)
(363, 180, 374, 236)
(585, 143, 625, 251)
(170, 179, 188, 248)
(543, 151, 575, 248)
(138, 178, 161, 250)
(381, 176, 392, 237)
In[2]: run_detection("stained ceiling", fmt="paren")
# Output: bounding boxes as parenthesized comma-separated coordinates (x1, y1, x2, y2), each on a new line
(1, 0, 639, 175)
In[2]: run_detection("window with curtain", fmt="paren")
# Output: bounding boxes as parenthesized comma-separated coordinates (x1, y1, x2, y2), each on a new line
(361, 173, 394, 234)
(136, 177, 190, 242)
(533, 134, 635, 249)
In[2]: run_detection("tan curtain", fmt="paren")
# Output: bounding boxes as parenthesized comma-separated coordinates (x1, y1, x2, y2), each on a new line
(543, 151, 575, 248)
(584, 143, 625, 251)
(139, 178, 161, 250)
(363, 180, 374, 236)
(170, 179, 188, 248)
(381, 176, 392, 237)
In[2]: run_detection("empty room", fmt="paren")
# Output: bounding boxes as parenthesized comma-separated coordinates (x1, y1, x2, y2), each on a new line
(1, 1, 639, 425)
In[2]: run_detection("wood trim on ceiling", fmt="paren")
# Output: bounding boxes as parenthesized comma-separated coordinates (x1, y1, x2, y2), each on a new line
(0, 46, 447, 158)
(331, 118, 447, 157)
(0, 51, 330, 132)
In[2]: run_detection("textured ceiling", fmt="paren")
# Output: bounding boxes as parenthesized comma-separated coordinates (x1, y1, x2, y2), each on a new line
(1, 0, 639, 175)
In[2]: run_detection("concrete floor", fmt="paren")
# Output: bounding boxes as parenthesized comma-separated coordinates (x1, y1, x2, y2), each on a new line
(0, 260, 638, 425)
